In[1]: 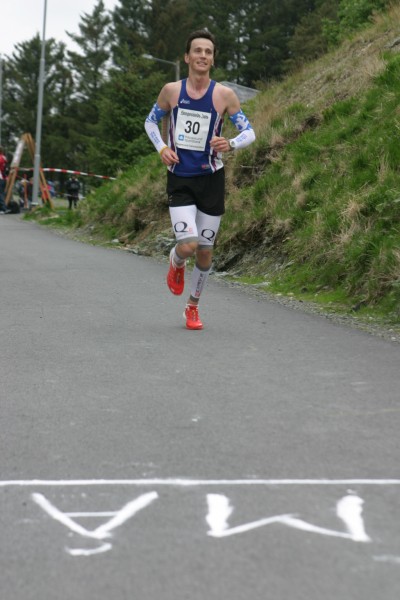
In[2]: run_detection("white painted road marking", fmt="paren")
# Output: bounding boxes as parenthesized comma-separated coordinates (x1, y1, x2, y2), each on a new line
(1, 478, 400, 486)
(206, 494, 370, 541)
(67, 544, 112, 557)
(32, 492, 159, 556)
(1, 480, 398, 558)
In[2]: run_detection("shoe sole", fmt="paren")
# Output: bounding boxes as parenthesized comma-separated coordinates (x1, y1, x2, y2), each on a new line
(185, 323, 203, 330)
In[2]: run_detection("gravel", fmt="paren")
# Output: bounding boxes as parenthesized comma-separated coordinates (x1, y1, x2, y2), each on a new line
(212, 274, 400, 345)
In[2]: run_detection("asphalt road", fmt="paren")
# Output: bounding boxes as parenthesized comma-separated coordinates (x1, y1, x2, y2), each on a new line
(1, 215, 399, 600)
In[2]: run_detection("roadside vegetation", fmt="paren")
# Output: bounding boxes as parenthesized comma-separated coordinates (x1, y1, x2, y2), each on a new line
(27, 4, 400, 329)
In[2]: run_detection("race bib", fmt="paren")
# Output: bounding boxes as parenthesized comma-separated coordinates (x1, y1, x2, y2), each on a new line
(175, 108, 211, 151)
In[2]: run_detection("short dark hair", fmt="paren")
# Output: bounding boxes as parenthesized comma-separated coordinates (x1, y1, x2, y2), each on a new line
(185, 30, 217, 56)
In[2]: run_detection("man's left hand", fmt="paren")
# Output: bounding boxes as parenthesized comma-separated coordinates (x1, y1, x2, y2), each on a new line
(210, 136, 231, 153)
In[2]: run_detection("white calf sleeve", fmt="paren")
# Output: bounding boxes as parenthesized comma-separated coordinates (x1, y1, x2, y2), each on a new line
(172, 245, 186, 267)
(190, 263, 211, 301)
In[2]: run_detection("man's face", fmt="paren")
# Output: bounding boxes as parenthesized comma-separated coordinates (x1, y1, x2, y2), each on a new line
(185, 38, 214, 73)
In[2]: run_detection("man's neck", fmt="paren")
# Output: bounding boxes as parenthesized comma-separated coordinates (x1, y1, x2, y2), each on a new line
(186, 72, 211, 99)
(187, 72, 211, 90)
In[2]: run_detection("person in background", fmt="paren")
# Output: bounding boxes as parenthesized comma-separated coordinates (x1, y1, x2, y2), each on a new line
(65, 175, 80, 209)
(0, 147, 9, 214)
(27, 177, 33, 208)
(144, 30, 255, 330)
(47, 180, 56, 198)
(18, 175, 27, 209)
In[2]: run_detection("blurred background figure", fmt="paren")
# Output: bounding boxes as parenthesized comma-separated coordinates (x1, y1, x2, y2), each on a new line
(18, 174, 30, 210)
(65, 175, 80, 209)
(0, 147, 9, 214)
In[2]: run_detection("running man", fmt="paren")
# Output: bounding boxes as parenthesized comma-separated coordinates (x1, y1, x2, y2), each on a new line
(145, 30, 255, 329)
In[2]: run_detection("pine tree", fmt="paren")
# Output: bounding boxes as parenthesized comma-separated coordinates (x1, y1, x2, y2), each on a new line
(287, 1, 340, 68)
(66, 0, 112, 171)
(188, 0, 250, 82)
(3, 36, 75, 166)
(144, 0, 194, 69)
(111, 0, 149, 67)
(90, 63, 166, 174)
(242, 0, 317, 84)
(67, 0, 112, 110)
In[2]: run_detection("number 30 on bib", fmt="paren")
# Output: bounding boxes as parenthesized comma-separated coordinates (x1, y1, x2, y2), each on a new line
(175, 108, 211, 151)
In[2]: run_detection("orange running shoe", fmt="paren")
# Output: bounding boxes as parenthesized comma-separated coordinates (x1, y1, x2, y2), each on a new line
(184, 304, 203, 330)
(167, 248, 185, 295)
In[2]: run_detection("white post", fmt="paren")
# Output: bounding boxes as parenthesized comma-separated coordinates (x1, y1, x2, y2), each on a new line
(32, 0, 48, 206)
(0, 55, 3, 146)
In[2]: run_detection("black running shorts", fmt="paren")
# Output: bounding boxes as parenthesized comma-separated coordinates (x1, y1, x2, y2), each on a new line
(167, 168, 225, 216)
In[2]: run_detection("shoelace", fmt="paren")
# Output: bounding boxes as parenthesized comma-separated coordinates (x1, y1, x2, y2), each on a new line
(172, 262, 184, 280)
(187, 305, 199, 321)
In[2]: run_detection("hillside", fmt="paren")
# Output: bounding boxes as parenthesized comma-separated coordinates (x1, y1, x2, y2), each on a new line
(32, 5, 400, 329)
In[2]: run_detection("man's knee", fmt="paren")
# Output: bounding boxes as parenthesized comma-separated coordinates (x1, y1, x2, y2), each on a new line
(176, 240, 198, 258)
(196, 246, 213, 268)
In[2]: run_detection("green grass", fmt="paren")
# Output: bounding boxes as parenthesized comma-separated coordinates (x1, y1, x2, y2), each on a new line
(219, 49, 400, 316)
(26, 153, 167, 244)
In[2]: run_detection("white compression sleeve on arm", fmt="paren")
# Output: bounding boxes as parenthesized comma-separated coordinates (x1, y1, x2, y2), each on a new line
(145, 120, 167, 153)
(229, 128, 256, 150)
(145, 103, 169, 153)
(228, 110, 256, 150)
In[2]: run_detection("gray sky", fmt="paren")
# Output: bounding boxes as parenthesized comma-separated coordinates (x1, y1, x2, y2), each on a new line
(1, 0, 119, 57)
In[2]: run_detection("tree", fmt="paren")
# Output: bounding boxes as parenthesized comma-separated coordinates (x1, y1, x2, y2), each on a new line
(42, 42, 78, 169)
(3, 36, 76, 167)
(67, 0, 112, 106)
(287, 1, 340, 68)
(189, 0, 318, 85)
(89, 63, 166, 174)
(322, 0, 390, 46)
(241, 0, 316, 84)
(65, 0, 112, 172)
(189, 0, 253, 82)
(144, 0, 194, 68)
(111, 0, 150, 68)
(109, 0, 340, 86)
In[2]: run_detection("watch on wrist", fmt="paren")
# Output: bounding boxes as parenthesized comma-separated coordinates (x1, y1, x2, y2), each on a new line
(229, 139, 236, 150)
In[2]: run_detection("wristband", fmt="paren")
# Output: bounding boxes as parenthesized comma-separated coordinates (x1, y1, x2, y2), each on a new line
(159, 146, 169, 156)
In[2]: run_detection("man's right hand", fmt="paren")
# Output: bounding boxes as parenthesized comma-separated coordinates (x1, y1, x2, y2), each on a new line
(160, 147, 179, 166)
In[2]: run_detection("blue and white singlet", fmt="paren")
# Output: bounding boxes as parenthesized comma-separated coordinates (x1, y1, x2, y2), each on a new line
(168, 79, 224, 177)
